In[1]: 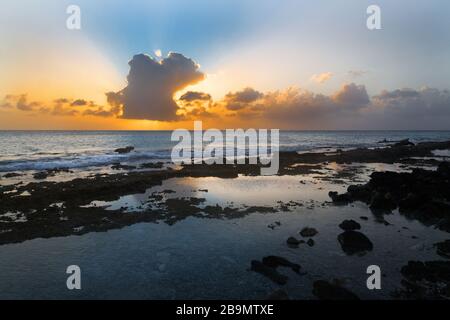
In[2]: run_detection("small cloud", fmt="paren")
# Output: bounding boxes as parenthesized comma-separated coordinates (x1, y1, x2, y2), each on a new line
(70, 99, 88, 106)
(348, 70, 369, 78)
(179, 91, 212, 102)
(310, 72, 333, 84)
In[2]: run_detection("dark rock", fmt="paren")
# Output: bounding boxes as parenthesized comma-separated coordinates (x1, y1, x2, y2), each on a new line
(306, 239, 315, 247)
(337, 231, 373, 255)
(262, 256, 301, 274)
(399, 260, 450, 299)
(114, 146, 134, 154)
(33, 171, 49, 180)
(369, 191, 396, 211)
(434, 240, 450, 259)
(286, 236, 303, 246)
(300, 227, 318, 237)
(393, 139, 414, 147)
(339, 219, 361, 231)
(140, 161, 164, 169)
(250, 260, 288, 285)
(360, 216, 368, 221)
(328, 191, 351, 204)
(111, 163, 136, 170)
(3, 172, 23, 178)
(312, 280, 359, 300)
(401, 261, 450, 282)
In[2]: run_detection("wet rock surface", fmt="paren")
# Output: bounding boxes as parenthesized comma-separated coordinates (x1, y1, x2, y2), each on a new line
(337, 231, 373, 255)
(339, 219, 361, 231)
(330, 161, 450, 231)
(299, 227, 318, 237)
(398, 260, 450, 299)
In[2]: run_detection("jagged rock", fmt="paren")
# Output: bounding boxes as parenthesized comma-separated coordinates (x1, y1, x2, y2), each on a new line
(312, 280, 359, 300)
(337, 231, 373, 255)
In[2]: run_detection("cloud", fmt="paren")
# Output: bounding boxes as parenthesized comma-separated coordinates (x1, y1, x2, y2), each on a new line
(223, 87, 263, 110)
(71, 99, 88, 106)
(348, 70, 368, 78)
(1, 94, 42, 111)
(108, 52, 205, 121)
(332, 83, 370, 108)
(179, 91, 212, 102)
(310, 72, 333, 84)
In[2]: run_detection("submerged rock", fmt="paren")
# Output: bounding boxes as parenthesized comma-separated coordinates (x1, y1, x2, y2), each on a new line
(286, 236, 304, 246)
(262, 256, 301, 274)
(339, 219, 361, 231)
(337, 231, 373, 255)
(300, 227, 318, 237)
(312, 280, 359, 300)
(251, 260, 288, 285)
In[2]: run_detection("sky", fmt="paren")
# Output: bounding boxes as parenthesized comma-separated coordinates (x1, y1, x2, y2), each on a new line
(0, 0, 449, 130)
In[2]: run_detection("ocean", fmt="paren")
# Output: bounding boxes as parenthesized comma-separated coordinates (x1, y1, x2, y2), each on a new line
(1, 130, 450, 173)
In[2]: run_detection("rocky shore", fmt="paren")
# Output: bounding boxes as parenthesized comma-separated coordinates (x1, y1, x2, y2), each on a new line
(1, 139, 449, 299)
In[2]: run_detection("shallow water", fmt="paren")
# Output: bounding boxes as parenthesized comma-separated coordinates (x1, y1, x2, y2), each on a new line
(0, 168, 448, 299)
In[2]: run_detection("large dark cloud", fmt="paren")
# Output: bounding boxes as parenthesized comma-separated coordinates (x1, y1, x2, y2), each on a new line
(107, 52, 205, 121)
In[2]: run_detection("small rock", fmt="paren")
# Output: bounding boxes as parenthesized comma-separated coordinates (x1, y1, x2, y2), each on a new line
(337, 231, 373, 255)
(300, 227, 318, 237)
(33, 171, 49, 180)
(262, 256, 301, 274)
(286, 237, 303, 246)
(339, 219, 361, 231)
(114, 146, 134, 154)
(306, 239, 315, 247)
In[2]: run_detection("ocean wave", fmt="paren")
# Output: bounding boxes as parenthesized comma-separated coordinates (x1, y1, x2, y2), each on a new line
(0, 151, 169, 172)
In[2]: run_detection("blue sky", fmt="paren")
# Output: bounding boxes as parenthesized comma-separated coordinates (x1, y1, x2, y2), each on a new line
(1, 0, 449, 129)
(2, 0, 449, 97)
